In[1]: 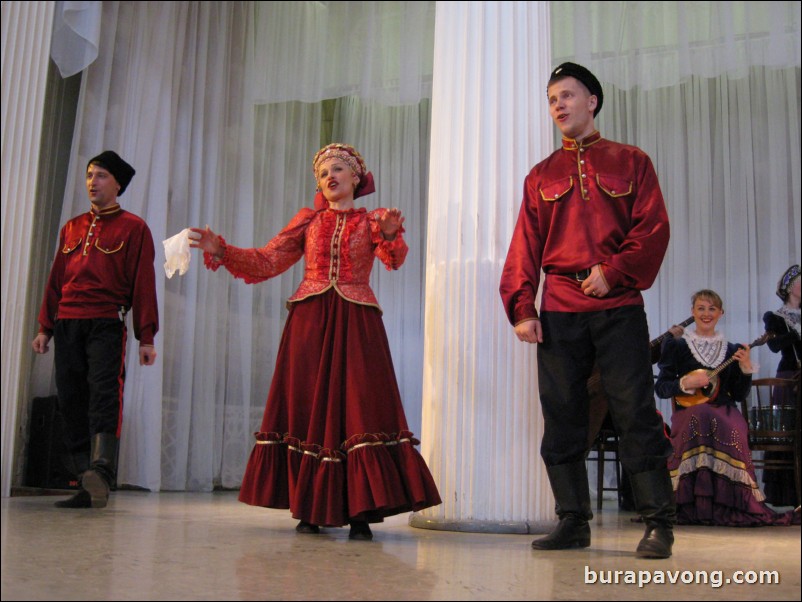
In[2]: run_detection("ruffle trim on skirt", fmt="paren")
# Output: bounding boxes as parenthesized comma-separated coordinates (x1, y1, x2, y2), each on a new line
(670, 444, 764, 501)
(238, 431, 441, 527)
(670, 446, 800, 526)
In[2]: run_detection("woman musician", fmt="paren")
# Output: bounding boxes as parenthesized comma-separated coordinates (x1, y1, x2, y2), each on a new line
(654, 289, 799, 526)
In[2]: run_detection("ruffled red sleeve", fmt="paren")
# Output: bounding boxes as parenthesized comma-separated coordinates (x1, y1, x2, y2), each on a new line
(203, 208, 316, 284)
(203, 237, 227, 272)
(369, 208, 408, 271)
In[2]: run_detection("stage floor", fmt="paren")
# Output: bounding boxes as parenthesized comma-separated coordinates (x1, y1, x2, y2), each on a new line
(2, 490, 799, 601)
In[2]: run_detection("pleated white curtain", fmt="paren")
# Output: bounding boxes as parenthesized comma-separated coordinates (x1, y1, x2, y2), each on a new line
(551, 1, 802, 419)
(53, 1, 434, 491)
(416, 1, 556, 529)
(1, 0, 56, 498)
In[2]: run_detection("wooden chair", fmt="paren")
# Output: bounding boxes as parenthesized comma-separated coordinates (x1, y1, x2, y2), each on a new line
(739, 376, 801, 507)
(586, 412, 622, 510)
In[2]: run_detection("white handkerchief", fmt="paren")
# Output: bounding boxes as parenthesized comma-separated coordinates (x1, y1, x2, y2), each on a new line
(163, 228, 191, 278)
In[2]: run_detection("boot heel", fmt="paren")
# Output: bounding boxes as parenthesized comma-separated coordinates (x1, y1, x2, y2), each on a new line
(54, 489, 92, 508)
(84, 433, 118, 508)
(82, 470, 110, 508)
(636, 526, 674, 558)
(531, 517, 590, 550)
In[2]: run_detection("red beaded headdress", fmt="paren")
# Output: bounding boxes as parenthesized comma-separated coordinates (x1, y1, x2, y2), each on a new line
(312, 143, 375, 209)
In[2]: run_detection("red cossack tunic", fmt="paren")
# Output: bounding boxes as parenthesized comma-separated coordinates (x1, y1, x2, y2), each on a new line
(38, 204, 159, 344)
(500, 131, 670, 325)
(206, 207, 441, 526)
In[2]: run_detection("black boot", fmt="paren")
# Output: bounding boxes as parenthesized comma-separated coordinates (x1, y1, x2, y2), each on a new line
(630, 468, 676, 559)
(54, 488, 92, 508)
(54, 452, 90, 508)
(295, 521, 320, 534)
(531, 462, 592, 550)
(81, 433, 118, 509)
(349, 521, 373, 541)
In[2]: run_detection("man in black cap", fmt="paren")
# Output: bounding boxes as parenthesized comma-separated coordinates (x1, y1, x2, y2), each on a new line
(33, 150, 159, 509)
(500, 63, 676, 557)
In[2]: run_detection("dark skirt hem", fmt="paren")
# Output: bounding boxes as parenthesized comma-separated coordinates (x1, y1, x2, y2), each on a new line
(238, 431, 441, 527)
(674, 467, 800, 527)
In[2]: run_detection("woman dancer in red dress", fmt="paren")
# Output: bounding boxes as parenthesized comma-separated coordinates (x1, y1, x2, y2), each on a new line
(190, 143, 440, 540)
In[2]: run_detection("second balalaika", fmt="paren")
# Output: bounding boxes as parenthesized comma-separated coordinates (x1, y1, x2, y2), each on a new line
(673, 332, 774, 407)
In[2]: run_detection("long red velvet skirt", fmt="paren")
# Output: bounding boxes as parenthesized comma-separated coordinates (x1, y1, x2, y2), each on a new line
(238, 289, 441, 527)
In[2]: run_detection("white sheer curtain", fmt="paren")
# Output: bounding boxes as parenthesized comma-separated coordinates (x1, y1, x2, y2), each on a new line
(416, 1, 556, 528)
(60, 1, 254, 490)
(52, 1, 433, 491)
(250, 1, 435, 106)
(551, 1, 802, 421)
(50, 0, 101, 77)
(552, 1, 801, 90)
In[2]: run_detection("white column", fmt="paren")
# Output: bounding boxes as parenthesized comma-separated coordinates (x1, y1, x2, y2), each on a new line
(412, 1, 555, 532)
(1, 0, 56, 497)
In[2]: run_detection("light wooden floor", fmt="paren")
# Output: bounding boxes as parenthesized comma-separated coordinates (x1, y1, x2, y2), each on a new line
(1, 491, 799, 601)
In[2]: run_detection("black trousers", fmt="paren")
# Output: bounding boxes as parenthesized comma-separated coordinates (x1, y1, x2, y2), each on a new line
(54, 318, 126, 455)
(537, 306, 671, 474)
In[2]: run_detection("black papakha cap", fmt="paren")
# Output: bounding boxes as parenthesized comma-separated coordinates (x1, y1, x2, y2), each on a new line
(548, 62, 604, 117)
(87, 150, 136, 196)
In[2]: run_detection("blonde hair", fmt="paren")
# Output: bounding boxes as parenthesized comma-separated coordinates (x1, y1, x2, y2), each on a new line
(691, 289, 723, 311)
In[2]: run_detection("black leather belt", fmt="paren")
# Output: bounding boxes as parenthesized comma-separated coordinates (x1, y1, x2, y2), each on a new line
(553, 268, 591, 282)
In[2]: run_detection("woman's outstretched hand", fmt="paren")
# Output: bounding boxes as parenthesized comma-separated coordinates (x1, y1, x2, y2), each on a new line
(378, 208, 405, 241)
(189, 226, 223, 260)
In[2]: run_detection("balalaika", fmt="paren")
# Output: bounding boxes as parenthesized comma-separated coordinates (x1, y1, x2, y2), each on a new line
(673, 332, 773, 407)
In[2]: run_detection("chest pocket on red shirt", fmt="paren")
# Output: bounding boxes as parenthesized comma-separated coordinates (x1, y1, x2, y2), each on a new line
(94, 238, 125, 254)
(61, 238, 82, 254)
(596, 174, 633, 199)
(539, 177, 573, 202)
